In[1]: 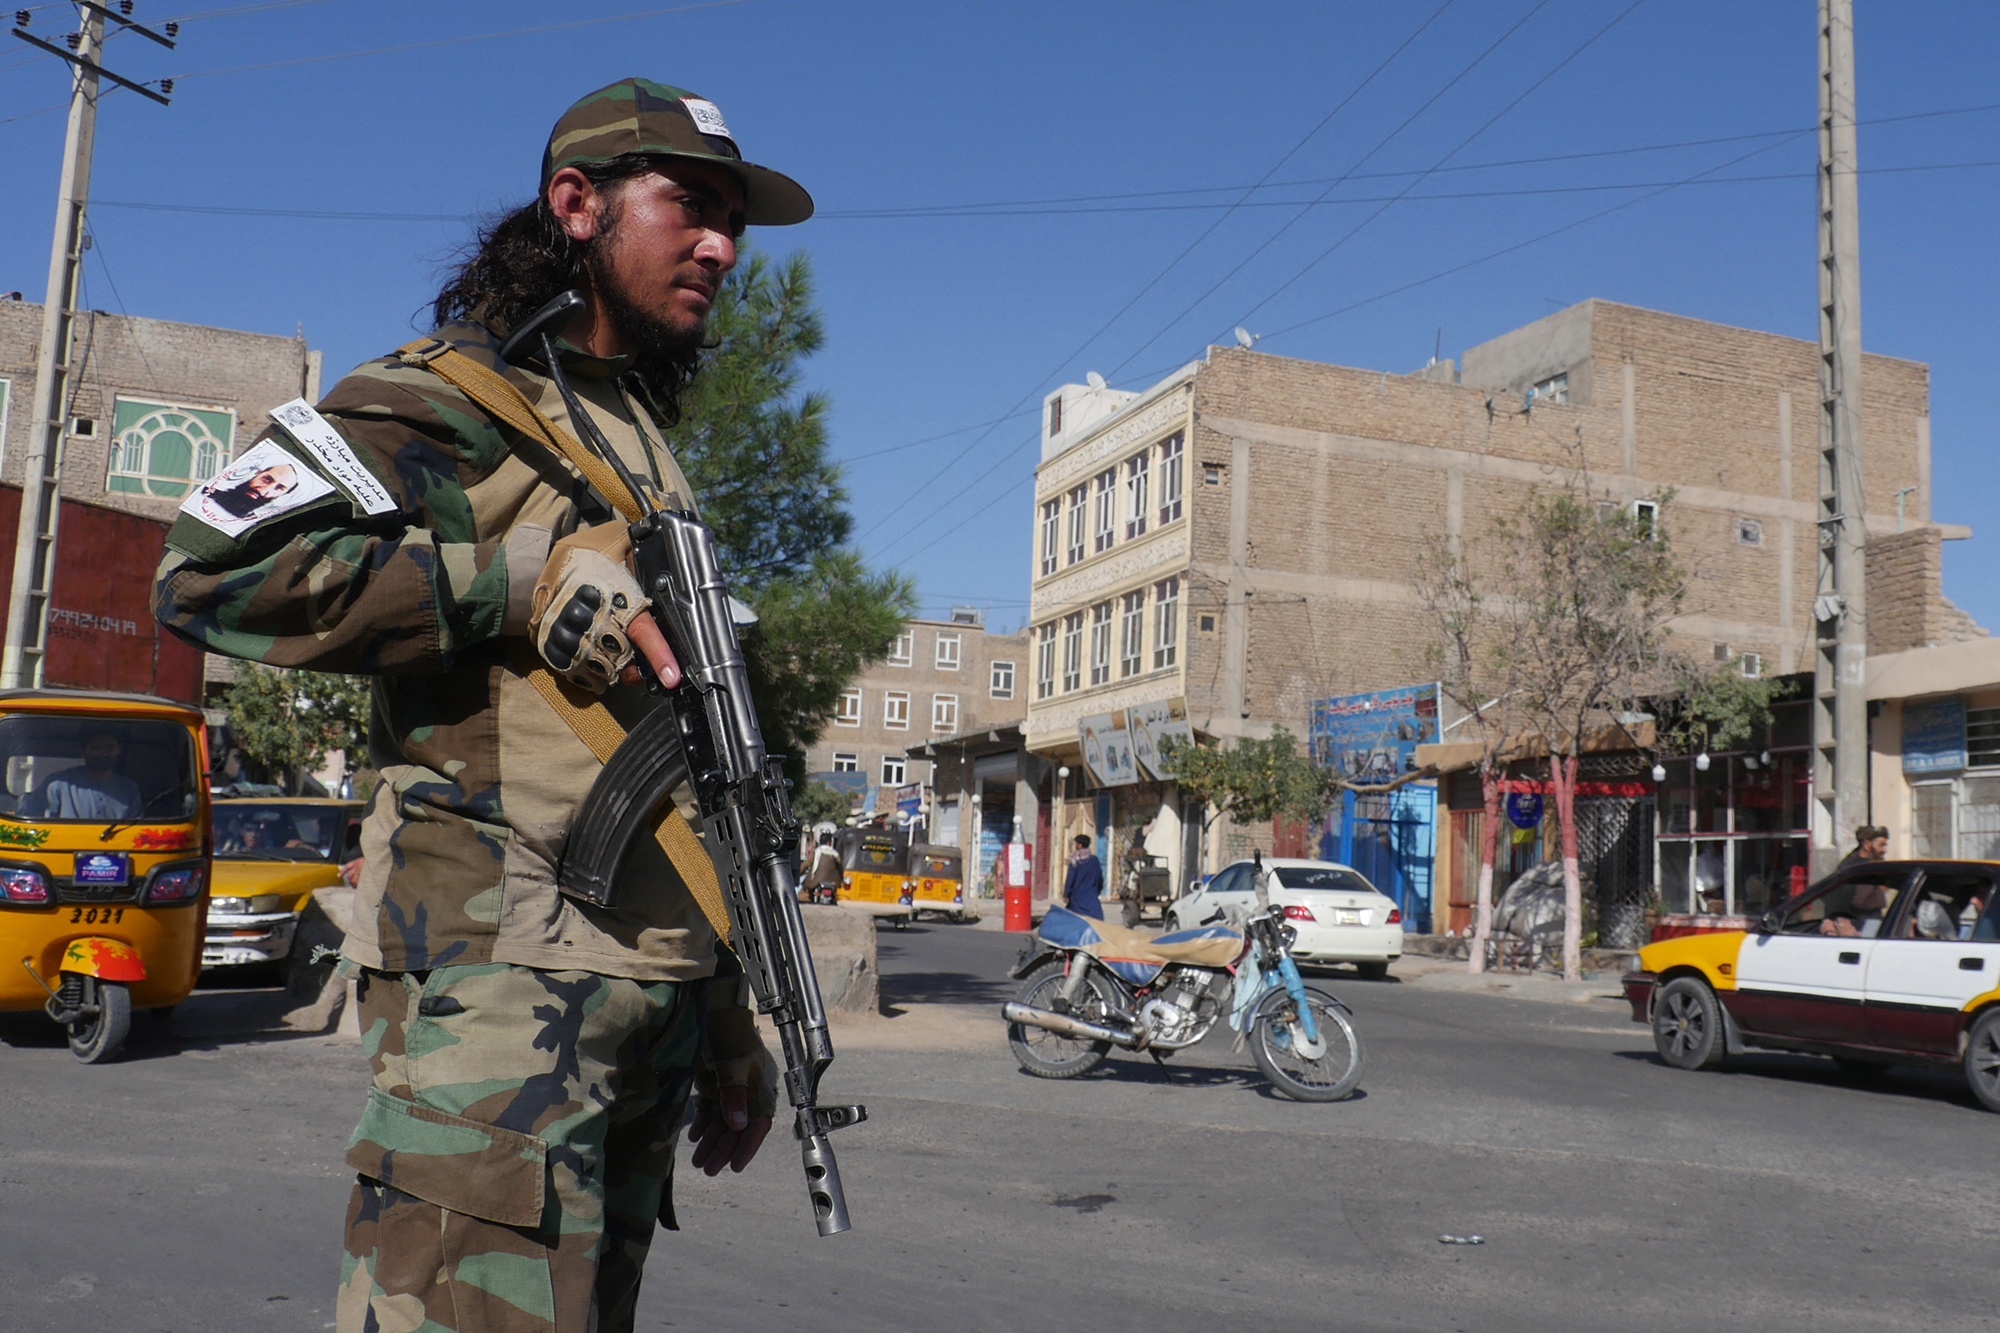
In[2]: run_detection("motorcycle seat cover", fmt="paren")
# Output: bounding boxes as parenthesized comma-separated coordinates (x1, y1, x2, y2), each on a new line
(1038, 905, 1242, 969)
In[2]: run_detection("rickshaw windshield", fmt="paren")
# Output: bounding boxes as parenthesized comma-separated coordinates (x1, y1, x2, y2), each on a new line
(917, 854, 959, 878)
(215, 804, 343, 861)
(0, 716, 200, 823)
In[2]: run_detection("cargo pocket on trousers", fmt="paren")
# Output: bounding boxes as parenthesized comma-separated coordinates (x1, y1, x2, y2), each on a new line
(345, 1086, 548, 1229)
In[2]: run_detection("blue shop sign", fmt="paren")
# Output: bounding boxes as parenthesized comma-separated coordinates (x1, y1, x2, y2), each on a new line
(1903, 698, 1967, 774)
(1505, 792, 1544, 829)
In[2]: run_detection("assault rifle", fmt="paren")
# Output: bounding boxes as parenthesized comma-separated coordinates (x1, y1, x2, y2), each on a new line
(500, 291, 865, 1237)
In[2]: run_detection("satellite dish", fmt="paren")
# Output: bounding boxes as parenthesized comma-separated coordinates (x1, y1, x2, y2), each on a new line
(1085, 371, 1106, 390)
(1234, 327, 1258, 350)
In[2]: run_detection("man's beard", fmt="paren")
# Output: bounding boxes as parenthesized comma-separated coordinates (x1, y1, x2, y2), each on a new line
(581, 234, 706, 395)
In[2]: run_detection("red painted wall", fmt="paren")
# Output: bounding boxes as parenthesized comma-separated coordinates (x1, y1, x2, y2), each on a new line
(0, 485, 203, 703)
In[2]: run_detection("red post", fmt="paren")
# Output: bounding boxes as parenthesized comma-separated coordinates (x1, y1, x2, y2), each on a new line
(1004, 841, 1032, 931)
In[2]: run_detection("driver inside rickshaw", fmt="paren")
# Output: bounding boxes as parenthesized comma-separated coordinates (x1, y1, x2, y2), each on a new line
(21, 727, 142, 820)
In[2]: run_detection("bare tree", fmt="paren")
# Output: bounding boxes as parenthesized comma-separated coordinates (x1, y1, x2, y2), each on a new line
(1485, 482, 1691, 980)
(1413, 532, 1527, 974)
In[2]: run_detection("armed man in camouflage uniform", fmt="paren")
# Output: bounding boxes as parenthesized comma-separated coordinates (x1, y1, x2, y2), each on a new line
(154, 78, 814, 1332)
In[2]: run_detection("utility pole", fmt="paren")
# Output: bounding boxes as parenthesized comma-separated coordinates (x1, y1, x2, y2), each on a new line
(1813, 0, 1867, 874)
(2, 4, 174, 689)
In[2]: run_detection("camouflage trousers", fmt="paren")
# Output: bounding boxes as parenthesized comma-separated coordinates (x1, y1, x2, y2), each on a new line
(337, 962, 700, 1333)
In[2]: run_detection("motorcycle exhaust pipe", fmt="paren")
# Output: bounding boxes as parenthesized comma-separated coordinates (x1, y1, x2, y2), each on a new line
(1001, 1001, 1148, 1049)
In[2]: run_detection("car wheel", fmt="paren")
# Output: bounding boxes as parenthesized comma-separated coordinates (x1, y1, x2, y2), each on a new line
(1651, 976, 1726, 1071)
(1964, 1008, 2000, 1113)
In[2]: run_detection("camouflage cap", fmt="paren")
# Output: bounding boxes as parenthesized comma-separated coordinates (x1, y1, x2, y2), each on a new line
(542, 77, 813, 226)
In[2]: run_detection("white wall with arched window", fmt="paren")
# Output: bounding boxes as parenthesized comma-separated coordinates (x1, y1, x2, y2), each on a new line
(107, 397, 235, 499)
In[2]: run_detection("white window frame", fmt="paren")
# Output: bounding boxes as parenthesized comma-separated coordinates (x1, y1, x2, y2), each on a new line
(831, 752, 859, 773)
(1629, 498, 1659, 540)
(1062, 613, 1083, 693)
(1119, 589, 1145, 678)
(1039, 498, 1061, 576)
(1123, 452, 1149, 540)
(1153, 575, 1179, 669)
(1065, 485, 1087, 566)
(834, 688, 862, 727)
(931, 693, 959, 733)
(1531, 372, 1568, 404)
(883, 691, 910, 730)
(1092, 469, 1116, 553)
(886, 630, 913, 667)
(934, 631, 961, 671)
(1036, 627, 1056, 700)
(1089, 601, 1113, 686)
(880, 755, 906, 786)
(990, 660, 1015, 699)
(1157, 433, 1183, 525)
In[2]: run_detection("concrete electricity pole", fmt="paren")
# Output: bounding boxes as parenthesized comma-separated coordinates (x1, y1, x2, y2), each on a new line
(1813, 0, 1868, 873)
(2, 4, 174, 689)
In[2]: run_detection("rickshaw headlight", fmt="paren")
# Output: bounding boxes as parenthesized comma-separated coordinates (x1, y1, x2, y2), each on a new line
(0, 867, 49, 903)
(146, 864, 206, 903)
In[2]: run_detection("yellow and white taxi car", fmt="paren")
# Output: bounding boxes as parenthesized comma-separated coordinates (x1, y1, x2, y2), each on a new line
(204, 798, 360, 981)
(1624, 859, 2000, 1111)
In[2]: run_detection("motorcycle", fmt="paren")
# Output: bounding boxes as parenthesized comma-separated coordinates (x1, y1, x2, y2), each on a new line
(1002, 853, 1366, 1101)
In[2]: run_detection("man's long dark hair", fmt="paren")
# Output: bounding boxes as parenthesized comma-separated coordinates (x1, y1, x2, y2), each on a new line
(432, 154, 702, 422)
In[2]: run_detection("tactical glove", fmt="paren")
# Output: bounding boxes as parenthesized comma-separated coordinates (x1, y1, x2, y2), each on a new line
(528, 524, 649, 693)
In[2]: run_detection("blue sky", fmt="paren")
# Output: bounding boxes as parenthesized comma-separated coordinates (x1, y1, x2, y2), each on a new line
(3, 0, 1996, 633)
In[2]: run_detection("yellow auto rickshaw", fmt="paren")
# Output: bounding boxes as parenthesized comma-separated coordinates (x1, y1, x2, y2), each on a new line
(909, 843, 974, 923)
(0, 689, 210, 1062)
(835, 826, 914, 929)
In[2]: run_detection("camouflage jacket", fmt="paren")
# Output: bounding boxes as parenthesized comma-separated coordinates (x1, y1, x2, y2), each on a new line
(155, 320, 719, 981)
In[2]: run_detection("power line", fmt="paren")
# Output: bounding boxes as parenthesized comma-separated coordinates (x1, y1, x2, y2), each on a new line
(1129, 0, 1649, 379)
(1102, 0, 1573, 391)
(1259, 129, 1814, 341)
(74, 155, 2000, 227)
(888, 129, 1818, 579)
(845, 0, 1463, 549)
(162, 0, 759, 80)
(875, 0, 1616, 565)
(808, 99, 2000, 218)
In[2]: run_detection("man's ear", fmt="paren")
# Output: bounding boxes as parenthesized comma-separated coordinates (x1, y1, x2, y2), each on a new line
(547, 167, 606, 243)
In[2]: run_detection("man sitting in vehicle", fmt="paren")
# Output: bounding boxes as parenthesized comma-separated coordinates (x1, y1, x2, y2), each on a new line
(1817, 880, 1896, 937)
(23, 728, 141, 820)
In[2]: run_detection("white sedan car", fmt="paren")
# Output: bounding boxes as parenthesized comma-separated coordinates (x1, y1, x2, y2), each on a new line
(1169, 857, 1403, 979)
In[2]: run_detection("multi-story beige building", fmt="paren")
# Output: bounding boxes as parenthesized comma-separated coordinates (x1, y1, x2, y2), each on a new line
(1024, 298, 1963, 904)
(803, 609, 1027, 836)
(0, 299, 322, 524)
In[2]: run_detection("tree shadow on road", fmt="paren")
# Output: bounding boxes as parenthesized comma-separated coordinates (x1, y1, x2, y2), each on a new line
(0, 976, 341, 1064)
(1612, 1047, 1981, 1112)
(1027, 1050, 1371, 1104)
(881, 969, 1016, 1007)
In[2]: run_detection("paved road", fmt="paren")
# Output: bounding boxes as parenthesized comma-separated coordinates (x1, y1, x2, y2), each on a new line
(3, 926, 1997, 1332)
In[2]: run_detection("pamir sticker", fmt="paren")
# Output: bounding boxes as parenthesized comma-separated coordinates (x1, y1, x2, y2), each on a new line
(270, 399, 397, 515)
(179, 438, 336, 538)
(681, 97, 733, 141)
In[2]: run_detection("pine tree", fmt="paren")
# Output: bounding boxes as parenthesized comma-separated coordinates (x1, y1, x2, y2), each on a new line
(666, 248, 915, 781)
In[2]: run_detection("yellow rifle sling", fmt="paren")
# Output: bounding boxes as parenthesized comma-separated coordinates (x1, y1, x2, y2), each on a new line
(393, 337, 731, 943)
